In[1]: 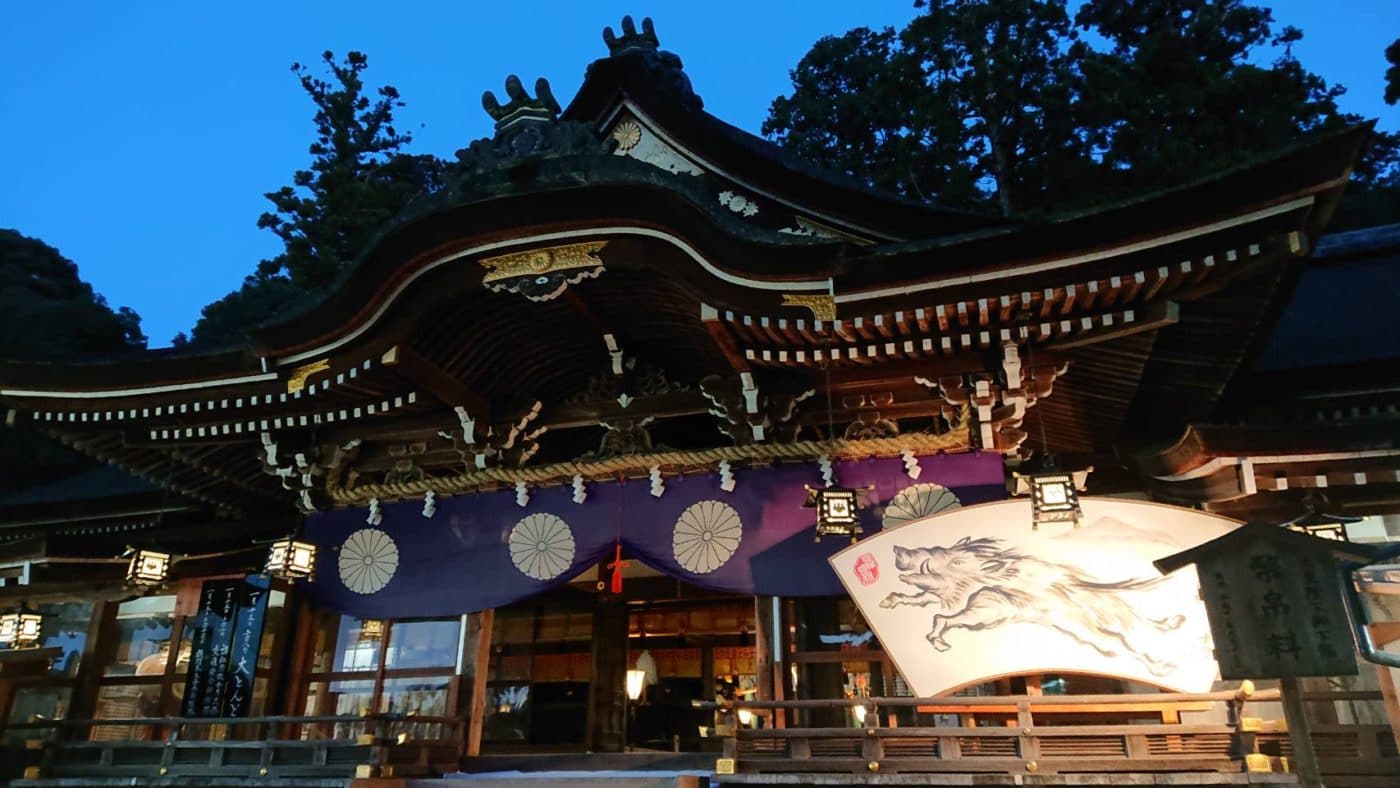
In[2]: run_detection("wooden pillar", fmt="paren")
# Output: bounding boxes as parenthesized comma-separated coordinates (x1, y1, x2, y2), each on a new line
(799, 599, 845, 728)
(460, 610, 494, 758)
(755, 596, 786, 727)
(1280, 677, 1324, 788)
(586, 594, 628, 752)
(69, 600, 117, 721)
(1369, 625, 1400, 752)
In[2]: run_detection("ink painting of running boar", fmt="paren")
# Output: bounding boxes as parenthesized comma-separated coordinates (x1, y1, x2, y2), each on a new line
(879, 536, 1188, 677)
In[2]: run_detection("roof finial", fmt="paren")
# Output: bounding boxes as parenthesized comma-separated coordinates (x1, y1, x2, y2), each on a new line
(481, 75, 560, 131)
(603, 15, 660, 55)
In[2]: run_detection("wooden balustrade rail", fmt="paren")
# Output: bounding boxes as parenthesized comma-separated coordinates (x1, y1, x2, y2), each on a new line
(0, 713, 464, 782)
(697, 689, 1400, 783)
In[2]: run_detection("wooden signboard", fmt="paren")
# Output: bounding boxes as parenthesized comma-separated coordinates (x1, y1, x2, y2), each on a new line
(1156, 522, 1377, 680)
(1196, 543, 1356, 678)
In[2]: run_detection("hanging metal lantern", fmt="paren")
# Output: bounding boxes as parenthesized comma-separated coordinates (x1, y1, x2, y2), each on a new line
(1029, 472, 1081, 525)
(1013, 466, 1091, 528)
(126, 548, 172, 587)
(359, 619, 385, 641)
(266, 537, 317, 580)
(1283, 495, 1361, 542)
(0, 607, 42, 649)
(805, 485, 864, 542)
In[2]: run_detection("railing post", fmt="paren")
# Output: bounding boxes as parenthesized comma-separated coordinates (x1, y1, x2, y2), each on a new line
(861, 700, 883, 773)
(158, 720, 177, 777)
(721, 703, 738, 763)
(1016, 700, 1040, 765)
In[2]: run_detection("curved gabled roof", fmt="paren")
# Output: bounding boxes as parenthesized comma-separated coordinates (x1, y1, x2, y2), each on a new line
(564, 46, 1011, 241)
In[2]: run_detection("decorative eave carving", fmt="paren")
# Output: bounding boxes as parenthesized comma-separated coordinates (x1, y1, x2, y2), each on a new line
(437, 401, 547, 472)
(921, 343, 1067, 455)
(478, 241, 608, 302)
(781, 293, 837, 321)
(700, 373, 813, 445)
(285, 359, 330, 394)
(259, 433, 361, 513)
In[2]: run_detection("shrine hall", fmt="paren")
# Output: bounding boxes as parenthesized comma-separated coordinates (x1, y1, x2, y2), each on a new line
(1, 15, 1398, 788)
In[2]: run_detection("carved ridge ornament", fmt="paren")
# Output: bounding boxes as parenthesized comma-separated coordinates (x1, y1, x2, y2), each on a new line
(478, 241, 608, 302)
(781, 293, 836, 321)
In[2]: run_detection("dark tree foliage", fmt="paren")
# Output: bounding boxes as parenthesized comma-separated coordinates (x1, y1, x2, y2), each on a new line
(1386, 38, 1400, 106)
(765, 0, 1399, 224)
(0, 229, 145, 361)
(0, 230, 146, 492)
(187, 51, 447, 348)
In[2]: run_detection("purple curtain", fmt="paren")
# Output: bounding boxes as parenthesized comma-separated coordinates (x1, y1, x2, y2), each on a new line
(303, 452, 1005, 618)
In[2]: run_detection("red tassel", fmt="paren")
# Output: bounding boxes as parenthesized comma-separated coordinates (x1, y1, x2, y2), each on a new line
(609, 543, 626, 594)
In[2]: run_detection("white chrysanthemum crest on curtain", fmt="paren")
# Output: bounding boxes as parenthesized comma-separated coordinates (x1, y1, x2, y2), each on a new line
(509, 513, 576, 581)
(672, 500, 743, 574)
(882, 483, 961, 530)
(338, 528, 399, 594)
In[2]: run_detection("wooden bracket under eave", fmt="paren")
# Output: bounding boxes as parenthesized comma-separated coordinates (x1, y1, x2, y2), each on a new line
(700, 303, 751, 374)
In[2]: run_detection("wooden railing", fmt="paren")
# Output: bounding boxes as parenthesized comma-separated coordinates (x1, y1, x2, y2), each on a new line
(701, 689, 1400, 785)
(0, 713, 463, 782)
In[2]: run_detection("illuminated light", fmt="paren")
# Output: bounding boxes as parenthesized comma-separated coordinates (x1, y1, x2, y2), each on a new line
(126, 549, 171, 587)
(1029, 473, 1081, 526)
(626, 669, 647, 701)
(0, 607, 42, 649)
(359, 619, 384, 641)
(266, 537, 317, 580)
(852, 703, 867, 724)
(737, 708, 753, 726)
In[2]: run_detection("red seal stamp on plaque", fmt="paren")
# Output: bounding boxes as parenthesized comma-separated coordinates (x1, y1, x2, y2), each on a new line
(853, 553, 879, 586)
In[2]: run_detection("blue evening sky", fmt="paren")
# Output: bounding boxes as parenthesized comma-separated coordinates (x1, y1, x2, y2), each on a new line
(2, 1, 1397, 347)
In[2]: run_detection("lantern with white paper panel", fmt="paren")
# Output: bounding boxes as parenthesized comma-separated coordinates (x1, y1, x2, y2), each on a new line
(126, 548, 171, 587)
(805, 485, 864, 542)
(0, 607, 42, 648)
(266, 537, 317, 580)
(1013, 466, 1090, 528)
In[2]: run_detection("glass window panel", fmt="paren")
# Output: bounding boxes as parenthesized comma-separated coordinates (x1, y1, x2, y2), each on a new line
(303, 679, 374, 740)
(385, 619, 460, 670)
(379, 676, 451, 717)
(90, 683, 162, 741)
(4, 687, 72, 743)
(483, 684, 529, 742)
(327, 617, 380, 672)
(308, 611, 381, 673)
(103, 596, 176, 677)
(257, 590, 286, 670)
(36, 601, 93, 678)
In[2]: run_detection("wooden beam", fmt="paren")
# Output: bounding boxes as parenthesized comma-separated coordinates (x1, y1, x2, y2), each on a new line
(380, 345, 489, 417)
(1043, 300, 1178, 351)
(702, 304, 752, 374)
(823, 352, 1068, 393)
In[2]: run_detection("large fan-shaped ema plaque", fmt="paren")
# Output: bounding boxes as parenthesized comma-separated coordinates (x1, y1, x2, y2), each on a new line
(339, 528, 400, 595)
(882, 483, 961, 530)
(509, 513, 576, 581)
(673, 500, 743, 574)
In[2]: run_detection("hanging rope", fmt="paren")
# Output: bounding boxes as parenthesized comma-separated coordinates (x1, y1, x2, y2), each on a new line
(326, 425, 971, 506)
